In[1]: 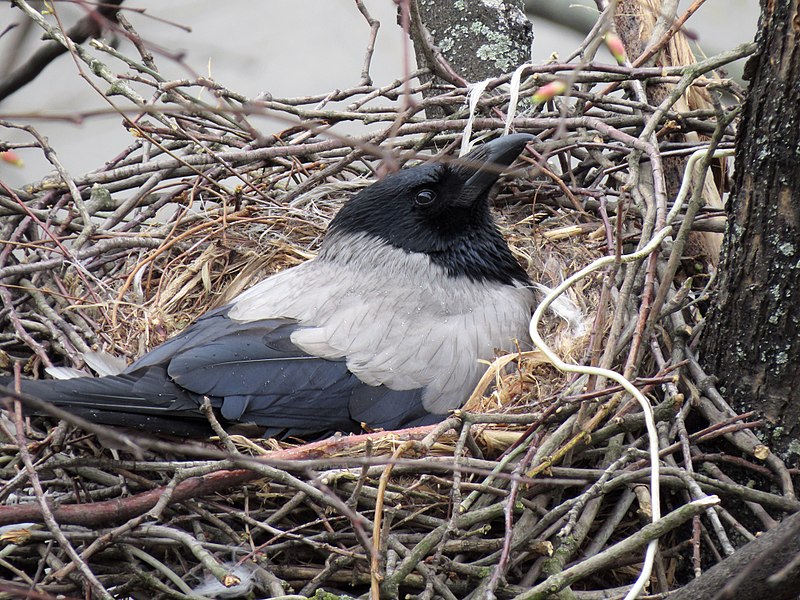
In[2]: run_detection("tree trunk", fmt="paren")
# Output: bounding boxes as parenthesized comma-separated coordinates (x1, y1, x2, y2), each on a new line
(700, 0, 800, 463)
(407, 0, 533, 116)
(666, 510, 800, 600)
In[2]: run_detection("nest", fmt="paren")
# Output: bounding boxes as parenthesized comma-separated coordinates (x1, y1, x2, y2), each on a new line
(0, 4, 794, 600)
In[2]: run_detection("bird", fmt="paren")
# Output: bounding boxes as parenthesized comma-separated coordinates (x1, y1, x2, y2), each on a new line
(1, 133, 537, 439)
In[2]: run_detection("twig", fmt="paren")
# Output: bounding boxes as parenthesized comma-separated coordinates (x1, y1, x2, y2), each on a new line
(511, 497, 719, 600)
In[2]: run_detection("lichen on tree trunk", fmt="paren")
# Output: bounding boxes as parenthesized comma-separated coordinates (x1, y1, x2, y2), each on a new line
(700, 0, 800, 464)
(408, 0, 533, 116)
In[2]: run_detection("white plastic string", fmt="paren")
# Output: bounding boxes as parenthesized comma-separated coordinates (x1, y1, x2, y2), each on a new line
(504, 63, 528, 135)
(459, 78, 492, 156)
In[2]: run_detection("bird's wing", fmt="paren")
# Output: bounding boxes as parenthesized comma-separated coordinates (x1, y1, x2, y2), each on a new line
(130, 306, 437, 436)
(124, 309, 360, 436)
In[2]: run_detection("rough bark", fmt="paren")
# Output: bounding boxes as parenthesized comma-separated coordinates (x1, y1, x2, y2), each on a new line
(700, 0, 800, 463)
(408, 0, 533, 116)
(666, 510, 800, 600)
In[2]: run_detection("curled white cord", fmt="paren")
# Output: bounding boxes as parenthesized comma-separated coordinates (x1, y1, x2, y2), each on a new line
(529, 146, 733, 599)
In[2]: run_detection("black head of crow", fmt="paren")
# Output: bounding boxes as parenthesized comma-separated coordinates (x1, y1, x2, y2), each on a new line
(1, 134, 536, 439)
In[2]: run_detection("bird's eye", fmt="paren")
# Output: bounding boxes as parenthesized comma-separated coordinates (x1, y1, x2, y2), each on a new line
(415, 189, 437, 207)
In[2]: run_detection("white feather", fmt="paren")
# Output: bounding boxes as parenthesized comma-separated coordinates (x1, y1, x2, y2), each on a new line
(82, 350, 128, 377)
(45, 366, 89, 380)
(534, 282, 587, 338)
(191, 563, 255, 599)
(45, 350, 128, 380)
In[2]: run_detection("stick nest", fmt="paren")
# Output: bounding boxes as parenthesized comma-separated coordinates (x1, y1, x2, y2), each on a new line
(0, 6, 795, 600)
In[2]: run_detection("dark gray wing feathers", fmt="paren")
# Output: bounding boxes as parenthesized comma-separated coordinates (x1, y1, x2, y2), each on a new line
(9, 307, 432, 438)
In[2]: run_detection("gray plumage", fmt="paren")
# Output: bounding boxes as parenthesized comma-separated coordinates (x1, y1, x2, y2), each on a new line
(1, 134, 536, 439)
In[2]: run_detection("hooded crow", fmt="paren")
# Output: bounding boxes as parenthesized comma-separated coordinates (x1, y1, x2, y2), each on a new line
(1, 134, 536, 439)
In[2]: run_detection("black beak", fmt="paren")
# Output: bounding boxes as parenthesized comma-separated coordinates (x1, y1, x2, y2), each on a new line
(453, 133, 534, 207)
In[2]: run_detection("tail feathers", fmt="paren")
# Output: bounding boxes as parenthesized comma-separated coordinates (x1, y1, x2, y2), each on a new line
(1, 367, 213, 436)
